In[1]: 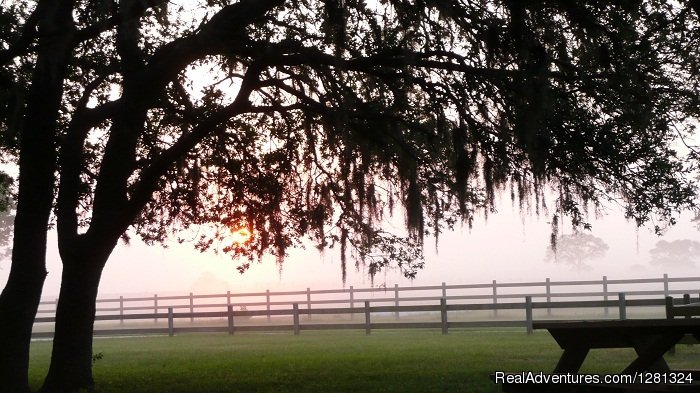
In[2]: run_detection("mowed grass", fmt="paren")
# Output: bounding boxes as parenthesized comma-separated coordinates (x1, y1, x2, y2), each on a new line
(27, 329, 700, 393)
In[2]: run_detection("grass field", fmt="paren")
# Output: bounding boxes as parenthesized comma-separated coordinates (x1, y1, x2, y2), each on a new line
(28, 329, 699, 392)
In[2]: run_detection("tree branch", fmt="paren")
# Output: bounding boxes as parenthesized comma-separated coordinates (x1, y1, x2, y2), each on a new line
(125, 64, 264, 228)
(56, 75, 111, 243)
(70, 0, 168, 50)
(254, 42, 607, 83)
(0, 4, 41, 65)
(138, 0, 284, 101)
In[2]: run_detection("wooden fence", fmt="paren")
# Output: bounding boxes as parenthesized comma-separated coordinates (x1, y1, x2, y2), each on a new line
(31, 273, 700, 338)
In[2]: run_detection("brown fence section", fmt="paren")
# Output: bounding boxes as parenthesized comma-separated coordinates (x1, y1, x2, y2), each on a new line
(31, 274, 700, 338)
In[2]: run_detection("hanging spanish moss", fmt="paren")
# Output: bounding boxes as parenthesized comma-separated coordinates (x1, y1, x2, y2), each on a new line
(52, 0, 698, 283)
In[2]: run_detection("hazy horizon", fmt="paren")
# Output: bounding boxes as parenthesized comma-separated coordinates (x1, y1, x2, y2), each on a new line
(2, 197, 697, 300)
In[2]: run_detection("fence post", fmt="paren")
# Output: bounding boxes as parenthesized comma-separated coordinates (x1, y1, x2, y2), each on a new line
(618, 293, 627, 320)
(227, 291, 231, 307)
(266, 289, 271, 322)
(168, 307, 174, 337)
(545, 278, 551, 316)
(668, 295, 677, 356)
(440, 298, 448, 335)
(154, 294, 158, 323)
(293, 303, 300, 335)
(492, 280, 498, 317)
(525, 296, 533, 335)
(364, 301, 371, 335)
(603, 276, 609, 317)
(227, 305, 235, 335)
(666, 294, 690, 356)
(349, 286, 354, 320)
(442, 282, 447, 298)
(665, 296, 674, 319)
(663, 274, 669, 297)
(189, 292, 194, 323)
(306, 288, 312, 321)
(119, 295, 124, 325)
(394, 284, 400, 320)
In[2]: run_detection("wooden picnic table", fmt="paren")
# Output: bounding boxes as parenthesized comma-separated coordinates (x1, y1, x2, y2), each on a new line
(534, 319, 700, 374)
(498, 319, 700, 392)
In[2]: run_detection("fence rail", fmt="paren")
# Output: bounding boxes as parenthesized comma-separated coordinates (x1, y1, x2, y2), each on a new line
(31, 273, 700, 338)
(30, 294, 700, 339)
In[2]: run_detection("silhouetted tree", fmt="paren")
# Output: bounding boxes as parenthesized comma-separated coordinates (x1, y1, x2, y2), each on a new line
(1, 1, 69, 390)
(545, 232, 609, 271)
(649, 239, 700, 268)
(2, 1, 700, 392)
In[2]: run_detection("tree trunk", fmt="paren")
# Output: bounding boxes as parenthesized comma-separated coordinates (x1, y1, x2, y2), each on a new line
(40, 241, 110, 393)
(0, 254, 47, 393)
(0, 2, 75, 390)
(0, 159, 54, 392)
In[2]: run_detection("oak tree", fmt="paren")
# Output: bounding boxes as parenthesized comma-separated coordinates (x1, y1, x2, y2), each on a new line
(649, 239, 700, 267)
(545, 232, 609, 271)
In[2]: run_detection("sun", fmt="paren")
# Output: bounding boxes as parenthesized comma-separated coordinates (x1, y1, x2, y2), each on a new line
(230, 227, 252, 245)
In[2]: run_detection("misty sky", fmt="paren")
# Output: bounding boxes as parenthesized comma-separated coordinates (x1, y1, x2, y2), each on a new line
(2, 194, 697, 299)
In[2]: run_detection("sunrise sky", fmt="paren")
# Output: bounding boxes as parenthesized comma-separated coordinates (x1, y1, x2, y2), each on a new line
(2, 193, 697, 299)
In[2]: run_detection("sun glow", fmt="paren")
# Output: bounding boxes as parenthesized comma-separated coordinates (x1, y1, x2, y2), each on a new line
(230, 227, 252, 245)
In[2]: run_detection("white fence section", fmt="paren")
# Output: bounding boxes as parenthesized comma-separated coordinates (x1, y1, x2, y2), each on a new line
(31, 274, 700, 338)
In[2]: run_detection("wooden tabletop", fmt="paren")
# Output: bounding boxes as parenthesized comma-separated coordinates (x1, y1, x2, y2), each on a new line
(534, 318, 700, 329)
(534, 319, 700, 349)
(533, 319, 700, 374)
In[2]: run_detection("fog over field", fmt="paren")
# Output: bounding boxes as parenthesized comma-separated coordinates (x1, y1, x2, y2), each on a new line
(2, 198, 697, 299)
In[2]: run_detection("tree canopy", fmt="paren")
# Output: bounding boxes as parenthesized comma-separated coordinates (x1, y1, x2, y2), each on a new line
(4, 0, 699, 276)
(544, 232, 609, 271)
(649, 239, 700, 267)
(2, 1, 700, 391)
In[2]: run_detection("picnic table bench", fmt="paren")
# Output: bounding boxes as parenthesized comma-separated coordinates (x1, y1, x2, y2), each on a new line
(666, 295, 700, 350)
(496, 294, 700, 392)
(666, 295, 700, 320)
(497, 319, 700, 392)
(538, 319, 699, 375)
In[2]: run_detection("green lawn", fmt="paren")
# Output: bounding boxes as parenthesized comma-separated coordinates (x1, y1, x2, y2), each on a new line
(28, 329, 699, 392)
